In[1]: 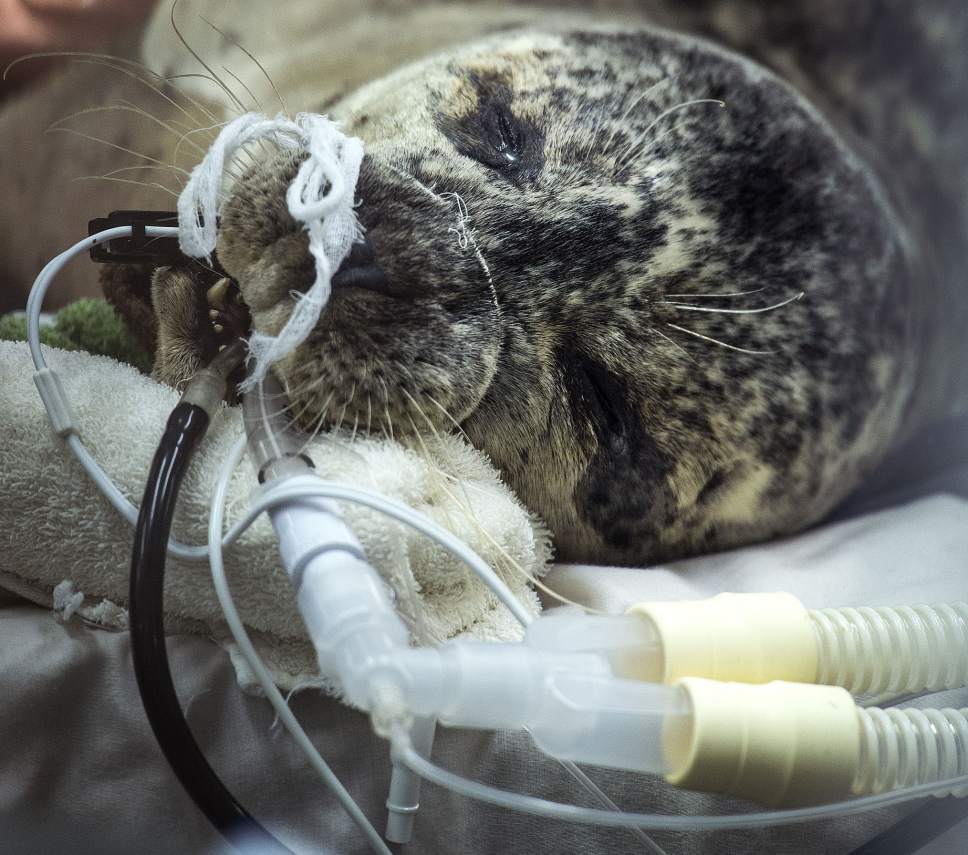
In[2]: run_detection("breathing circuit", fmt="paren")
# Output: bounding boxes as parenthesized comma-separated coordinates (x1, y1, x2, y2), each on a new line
(24, 217, 968, 853)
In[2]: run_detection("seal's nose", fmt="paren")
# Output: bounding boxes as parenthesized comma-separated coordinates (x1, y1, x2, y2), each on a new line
(331, 235, 390, 292)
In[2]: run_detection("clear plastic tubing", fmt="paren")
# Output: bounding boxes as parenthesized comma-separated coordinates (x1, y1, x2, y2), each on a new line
(811, 602, 968, 695)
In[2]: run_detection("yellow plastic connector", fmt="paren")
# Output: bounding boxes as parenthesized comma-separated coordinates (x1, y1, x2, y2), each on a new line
(628, 592, 817, 685)
(663, 678, 859, 807)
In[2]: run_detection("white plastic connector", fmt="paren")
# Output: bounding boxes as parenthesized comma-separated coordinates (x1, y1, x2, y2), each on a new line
(260, 474, 368, 591)
(665, 678, 859, 807)
(628, 593, 818, 685)
(33, 368, 76, 436)
(257, 472, 409, 698)
(525, 609, 663, 682)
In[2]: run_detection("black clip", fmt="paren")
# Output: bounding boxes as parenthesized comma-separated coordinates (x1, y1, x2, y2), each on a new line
(87, 210, 218, 266)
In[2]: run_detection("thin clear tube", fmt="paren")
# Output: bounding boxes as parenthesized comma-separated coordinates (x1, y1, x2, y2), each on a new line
(392, 739, 968, 831)
(27, 225, 210, 561)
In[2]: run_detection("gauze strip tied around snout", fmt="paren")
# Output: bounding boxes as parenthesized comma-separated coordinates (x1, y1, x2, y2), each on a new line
(176, 111, 365, 391)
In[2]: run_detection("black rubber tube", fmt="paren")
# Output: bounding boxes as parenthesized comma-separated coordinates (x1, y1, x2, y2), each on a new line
(129, 402, 292, 853)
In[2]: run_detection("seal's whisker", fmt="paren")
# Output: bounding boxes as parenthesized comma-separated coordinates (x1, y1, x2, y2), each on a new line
(71, 174, 181, 199)
(600, 76, 673, 155)
(666, 322, 776, 356)
(99, 165, 214, 199)
(115, 97, 197, 137)
(665, 287, 766, 299)
(386, 162, 449, 206)
(248, 391, 308, 440)
(437, 192, 502, 320)
(102, 164, 188, 179)
(617, 98, 726, 168)
(378, 377, 395, 442)
(46, 125, 188, 175)
(663, 292, 804, 314)
(3, 52, 221, 129)
(172, 120, 236, 171)
(293, 385, 340, 456)
(48, 106, 229, 188)
(403, 409, 466, 536)
(426, 393, 470, 442)
(468, 230, 502, 320)
(216, 66, 281, 166)
(222, 65, 263, 113)
(277, 387, 316, 428)
(50, 104, 197, 158)
(198, 13, 290, 118)
(653, 328, 696, 362)
(440, 191, 471, 249)
(188, 255, 229, 278)
(170, 0, 248, 115)
(333, 382, 357, 436)
(166, 73, 245, 116)
(401, 390, 595, 612)
(287, 376, 335, 422)
(403, 172, 501, 320)
(296, 407, 331, 457)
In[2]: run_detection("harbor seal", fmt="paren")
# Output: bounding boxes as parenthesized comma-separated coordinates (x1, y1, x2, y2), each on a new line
(16, 2, 968, 565)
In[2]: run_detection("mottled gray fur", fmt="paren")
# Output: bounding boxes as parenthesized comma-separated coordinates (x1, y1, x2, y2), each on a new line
(116, 1, 968, 565)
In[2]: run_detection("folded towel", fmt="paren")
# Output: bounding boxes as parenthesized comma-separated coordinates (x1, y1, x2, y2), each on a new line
(0, 341, 552, 691)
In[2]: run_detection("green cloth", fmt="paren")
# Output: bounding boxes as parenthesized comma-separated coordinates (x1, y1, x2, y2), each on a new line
(0, 299, 151, 373)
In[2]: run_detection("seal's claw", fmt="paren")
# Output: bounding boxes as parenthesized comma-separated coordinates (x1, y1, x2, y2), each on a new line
(206, 277, 230, 307)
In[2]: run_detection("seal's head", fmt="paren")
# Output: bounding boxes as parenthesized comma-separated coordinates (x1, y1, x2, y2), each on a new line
(154, 26, 913, 564)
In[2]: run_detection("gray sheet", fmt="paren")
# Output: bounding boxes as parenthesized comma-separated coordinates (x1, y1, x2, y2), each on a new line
(0, 582, 965, 855)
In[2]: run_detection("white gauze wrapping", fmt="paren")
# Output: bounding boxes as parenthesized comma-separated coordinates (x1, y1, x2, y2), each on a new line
(176, 111, 364, 390)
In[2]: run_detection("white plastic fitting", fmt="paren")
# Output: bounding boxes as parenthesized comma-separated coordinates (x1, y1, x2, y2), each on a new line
(525, 607, 663, 681)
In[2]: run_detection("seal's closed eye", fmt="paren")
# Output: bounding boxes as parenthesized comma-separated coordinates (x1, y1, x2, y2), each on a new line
(437, 71, 544, 180)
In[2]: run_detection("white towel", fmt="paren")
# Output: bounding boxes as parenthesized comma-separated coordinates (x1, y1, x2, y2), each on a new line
(0, 340, 552, 691)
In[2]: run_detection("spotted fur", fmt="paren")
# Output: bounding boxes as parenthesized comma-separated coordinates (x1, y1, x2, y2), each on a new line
(105, 5, 967, 565)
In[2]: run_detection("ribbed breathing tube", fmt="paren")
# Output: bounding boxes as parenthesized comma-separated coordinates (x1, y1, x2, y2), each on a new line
(854, 706, 968, 797)
(812, 603, 968, 696)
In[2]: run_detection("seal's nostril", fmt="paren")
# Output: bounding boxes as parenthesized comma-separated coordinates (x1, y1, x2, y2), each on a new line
(331, 262, 390, 291)
(332, 234, 394, 293)
(340, 235, 376, 267)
